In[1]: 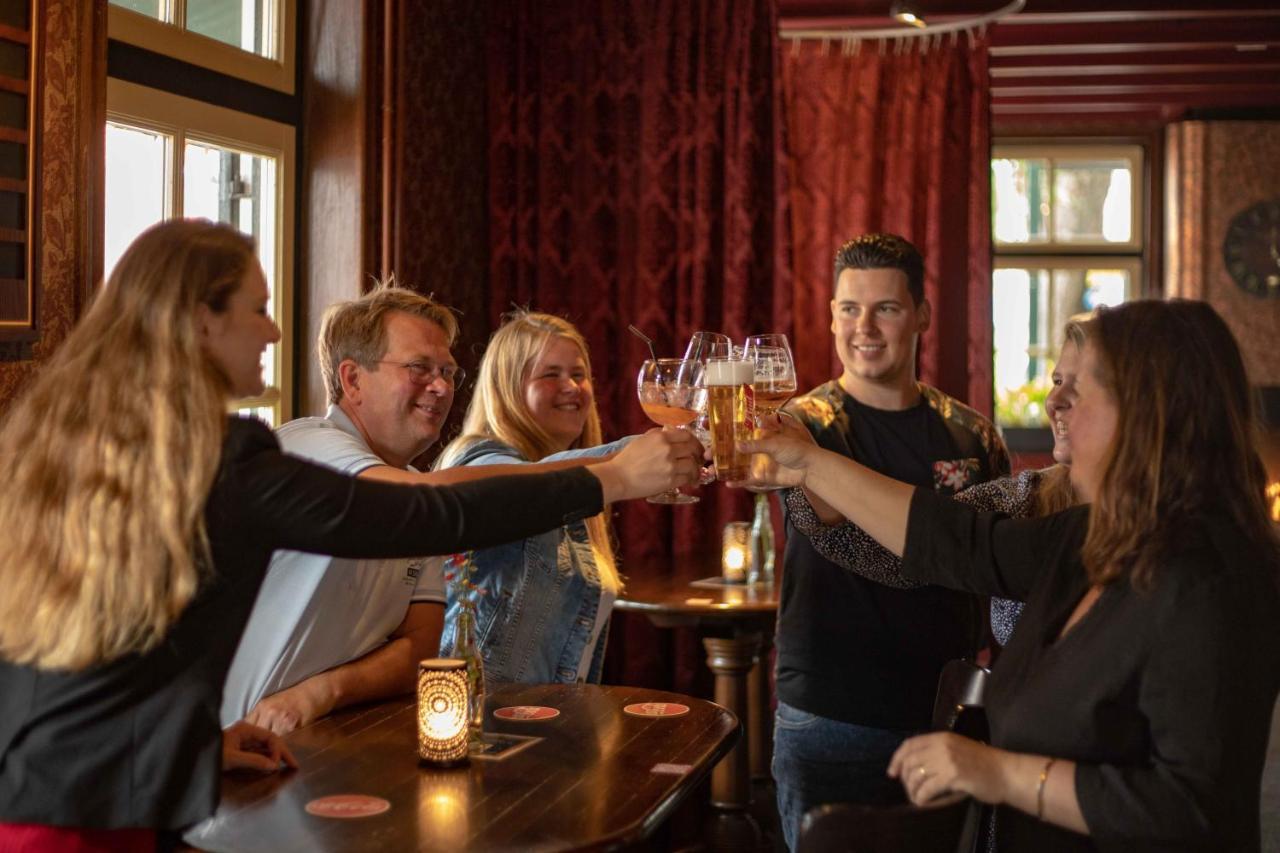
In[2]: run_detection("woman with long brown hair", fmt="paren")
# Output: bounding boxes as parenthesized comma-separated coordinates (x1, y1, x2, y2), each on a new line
(0, 220, 699, 850)
(743, 300, 1279, 851)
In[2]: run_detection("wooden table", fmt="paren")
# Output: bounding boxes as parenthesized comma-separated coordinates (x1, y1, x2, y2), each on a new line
(614, 574, 778, 812)
(194, 684, 738, 852)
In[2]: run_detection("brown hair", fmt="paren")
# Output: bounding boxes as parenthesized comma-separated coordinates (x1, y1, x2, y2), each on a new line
(438, 311, 619, 593)
(833, 233, 925, 305)
(0, 219, 254, 669)
(1035, 464, 1077, 516)
(318, 280, 459, 405)
(1070, 300, 1275, 588)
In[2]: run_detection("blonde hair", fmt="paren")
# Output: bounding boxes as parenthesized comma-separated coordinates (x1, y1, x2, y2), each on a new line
(439, 311, 620, 593)
(318, 280, 458, 405)
(0, 219, 255, 670)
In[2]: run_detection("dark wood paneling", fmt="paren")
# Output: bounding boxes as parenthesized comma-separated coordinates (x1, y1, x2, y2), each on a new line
(297, 0, 377, 416)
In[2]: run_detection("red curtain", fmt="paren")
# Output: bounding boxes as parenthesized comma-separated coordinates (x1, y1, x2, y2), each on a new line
(783, 35, 994, 411)
(487, 0, 790, 693)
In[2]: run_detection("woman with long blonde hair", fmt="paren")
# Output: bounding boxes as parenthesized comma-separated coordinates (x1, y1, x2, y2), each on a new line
(0, 222, 697, 849)
(743, 300, 1279, 851)
(437, 311, 631, 685)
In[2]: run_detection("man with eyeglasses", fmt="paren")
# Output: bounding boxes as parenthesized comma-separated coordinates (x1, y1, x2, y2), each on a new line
(218, 286, 620, 734)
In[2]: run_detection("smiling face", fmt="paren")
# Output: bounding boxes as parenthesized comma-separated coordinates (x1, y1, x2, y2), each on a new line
(523, 335, 593, 453)
(1062, 341, 1119, 503)
(197, 263, 281, 399)
(831, 267, 930, 404)
(1045, 339, 1082, 466)
(341, 311, 456, 468)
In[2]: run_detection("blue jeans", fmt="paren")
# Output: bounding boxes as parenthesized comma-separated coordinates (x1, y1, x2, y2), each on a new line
(772, 701, 912, 851)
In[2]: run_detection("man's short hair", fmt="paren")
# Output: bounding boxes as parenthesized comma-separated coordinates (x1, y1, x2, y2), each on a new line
(833, 234, 925, 306)
(318, 282, 459, 405)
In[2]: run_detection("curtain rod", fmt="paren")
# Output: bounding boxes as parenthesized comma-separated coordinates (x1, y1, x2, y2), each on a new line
(780, 0, 1025, 41)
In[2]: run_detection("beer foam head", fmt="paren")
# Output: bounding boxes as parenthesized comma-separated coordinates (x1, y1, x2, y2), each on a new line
(704, 358, 754, 386)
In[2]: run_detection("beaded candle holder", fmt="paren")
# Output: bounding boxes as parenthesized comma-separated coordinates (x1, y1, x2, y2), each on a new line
(417, 658, 470, 766)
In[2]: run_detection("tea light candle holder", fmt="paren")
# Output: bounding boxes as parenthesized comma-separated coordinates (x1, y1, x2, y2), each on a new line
(417, 658, 470, 766)
(722, 521, 752, 583)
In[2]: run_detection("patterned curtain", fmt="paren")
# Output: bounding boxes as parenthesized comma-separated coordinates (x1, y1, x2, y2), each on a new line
(783, 34, 994, 411)
(487, 0, 790, 692)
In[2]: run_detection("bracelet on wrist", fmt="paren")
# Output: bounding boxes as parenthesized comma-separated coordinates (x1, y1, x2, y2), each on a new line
(1036, 757, 1058, 821)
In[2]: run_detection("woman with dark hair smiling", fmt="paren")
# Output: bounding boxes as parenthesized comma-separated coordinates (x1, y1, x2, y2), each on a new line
(741, 300, 1280, 851)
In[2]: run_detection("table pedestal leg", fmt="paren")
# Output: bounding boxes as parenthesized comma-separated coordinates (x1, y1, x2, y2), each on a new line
(747, 647, 773, 781)
(703, 633, 760, 810)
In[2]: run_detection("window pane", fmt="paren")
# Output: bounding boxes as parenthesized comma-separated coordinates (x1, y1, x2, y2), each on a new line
(1052, 161, 1132, 243)
(187, 0, 276, 59)
(109, 0, 163, 20)
(237, 404, 276, 427)
(184, 139, 279, 393)
(105, 122, 171, 280)
(992, 158, 1049, 244)
(993, 265, 1132, 427)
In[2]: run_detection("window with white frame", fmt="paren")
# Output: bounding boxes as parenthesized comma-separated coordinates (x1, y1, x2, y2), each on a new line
(991, 144, 1144, 429)
(105, 0, 295, 425)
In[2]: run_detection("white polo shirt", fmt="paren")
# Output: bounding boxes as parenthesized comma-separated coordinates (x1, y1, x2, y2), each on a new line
(218, 406, 445, 726)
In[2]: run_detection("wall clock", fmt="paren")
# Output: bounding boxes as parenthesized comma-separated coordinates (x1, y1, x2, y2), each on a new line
(1223, 197, 1280, 298)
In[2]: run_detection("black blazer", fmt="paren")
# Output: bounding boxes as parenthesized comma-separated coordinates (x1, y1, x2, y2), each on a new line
(0, 417, 603, 830)
(903, 490, 1280, 853)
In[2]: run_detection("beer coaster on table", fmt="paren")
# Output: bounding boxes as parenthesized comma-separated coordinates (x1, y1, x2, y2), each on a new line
(624, 702, 690, 718)
(651, 763, 693, 775)
(305, 795, 391, 819)
(493, 705, 560, 721)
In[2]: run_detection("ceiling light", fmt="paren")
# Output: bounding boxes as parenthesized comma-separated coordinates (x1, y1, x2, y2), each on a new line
(890, 0, 928, 28)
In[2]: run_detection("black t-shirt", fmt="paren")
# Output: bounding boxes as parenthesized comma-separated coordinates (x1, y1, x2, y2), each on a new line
(778, 390, 986, 731)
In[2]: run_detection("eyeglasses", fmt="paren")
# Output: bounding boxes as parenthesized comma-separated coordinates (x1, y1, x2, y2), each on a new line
(375, 360, 466, 387)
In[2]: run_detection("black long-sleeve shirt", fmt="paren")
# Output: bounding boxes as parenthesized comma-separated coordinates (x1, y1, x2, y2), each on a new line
(0, 417, 604, 830)
(902, 489, 1280, 852)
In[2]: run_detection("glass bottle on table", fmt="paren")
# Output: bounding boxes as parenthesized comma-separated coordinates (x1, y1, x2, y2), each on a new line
(445, 605, 485, 743)
(636, 357, 706, 504)
(749, 492, 775, 585)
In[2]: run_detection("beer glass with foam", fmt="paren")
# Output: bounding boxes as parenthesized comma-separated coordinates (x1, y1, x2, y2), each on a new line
(704, 356, 754, 483)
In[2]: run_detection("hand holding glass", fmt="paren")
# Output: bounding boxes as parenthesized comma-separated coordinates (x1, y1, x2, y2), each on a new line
(637, 358, 706, 504)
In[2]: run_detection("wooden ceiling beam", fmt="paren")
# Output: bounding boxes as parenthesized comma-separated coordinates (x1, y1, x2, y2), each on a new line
(991, 51, 1280, 71)
(993, 79, 1280, 96)
(991, 40, 1280, 57)
(990, 18, 1280, 48)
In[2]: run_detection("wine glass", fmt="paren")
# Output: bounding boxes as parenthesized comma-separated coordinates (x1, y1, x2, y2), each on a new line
(636, 358, 706, 505)
(742, 334, 797, 492)
(682, 331, 733, 459)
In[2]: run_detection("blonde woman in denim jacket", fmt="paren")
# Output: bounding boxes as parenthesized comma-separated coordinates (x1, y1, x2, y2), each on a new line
(436, 311, 633, 685)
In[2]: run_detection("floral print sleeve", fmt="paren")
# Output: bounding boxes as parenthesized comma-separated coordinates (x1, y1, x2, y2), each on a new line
(782, 470, 1043, 597)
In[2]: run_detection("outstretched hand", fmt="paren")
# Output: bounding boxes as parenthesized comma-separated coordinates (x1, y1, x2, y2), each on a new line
(595, 427, 703, 502)
(727, 414, 818, 490)
(222, 720, 299, 774)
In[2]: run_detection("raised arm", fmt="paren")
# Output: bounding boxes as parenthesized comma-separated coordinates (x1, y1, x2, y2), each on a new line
(229, 421, 699, 558)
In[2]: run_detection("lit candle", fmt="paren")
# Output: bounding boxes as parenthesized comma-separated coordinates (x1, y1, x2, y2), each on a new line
(722, 521, 752, 583)
(417, 658, 470, 766)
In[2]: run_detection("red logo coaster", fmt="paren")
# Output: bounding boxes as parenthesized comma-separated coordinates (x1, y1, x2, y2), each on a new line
(305, 795, 391, 819)
(623, 702, 691, 718)
(493, 705, 561, 721)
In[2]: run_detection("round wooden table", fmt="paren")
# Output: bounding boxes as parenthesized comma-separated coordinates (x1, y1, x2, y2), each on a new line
(615, 572, 778, 812)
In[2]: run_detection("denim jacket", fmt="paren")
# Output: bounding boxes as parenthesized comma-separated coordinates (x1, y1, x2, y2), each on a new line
(438, 436, 629, 685)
